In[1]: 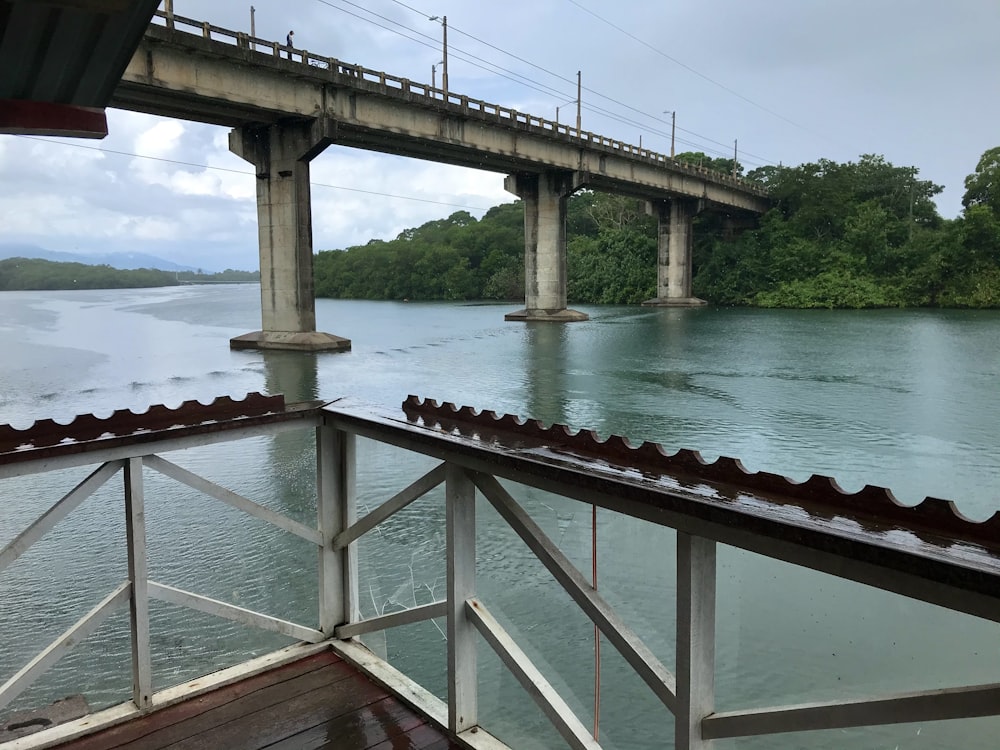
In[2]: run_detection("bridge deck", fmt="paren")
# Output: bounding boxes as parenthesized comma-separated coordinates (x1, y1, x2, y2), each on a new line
(49, 651, 459, 750)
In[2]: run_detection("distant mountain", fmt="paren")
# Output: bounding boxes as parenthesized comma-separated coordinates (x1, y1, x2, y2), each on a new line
(0, 244, 197, 272)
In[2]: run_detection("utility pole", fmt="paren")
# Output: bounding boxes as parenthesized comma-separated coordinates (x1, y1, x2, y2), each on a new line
(250, 5, 255, 41)
(669, 111, 676, 158)
(733, 139, 738, 177)
(576, 70, 582, 133)
(432, 63, 436, 91)
(662, 110, 676, 158)
(165, 0, 174, 29)
(429, 15, 449, 98)
(441, 16, 448, 98)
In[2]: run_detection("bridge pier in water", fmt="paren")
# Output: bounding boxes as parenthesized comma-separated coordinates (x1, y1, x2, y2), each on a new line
(643, 198, 708, 308)
(503, 171, 588, 322)
(228, 122, 351, 352)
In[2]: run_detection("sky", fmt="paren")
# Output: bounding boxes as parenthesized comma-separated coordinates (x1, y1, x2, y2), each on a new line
(2, 0, 998, 272)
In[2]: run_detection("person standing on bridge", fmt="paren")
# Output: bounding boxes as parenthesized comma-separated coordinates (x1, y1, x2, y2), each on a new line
(286, 29, 294, 59)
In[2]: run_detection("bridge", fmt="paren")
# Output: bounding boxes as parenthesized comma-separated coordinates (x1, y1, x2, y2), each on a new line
(99, 9, 767, 351)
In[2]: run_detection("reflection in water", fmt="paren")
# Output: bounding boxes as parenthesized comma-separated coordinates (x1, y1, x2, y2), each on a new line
(524, 323, 569, 425)
(262, 351, 320, 523)
(4, 291, 1000, 750)
(262, 350, 321, 403)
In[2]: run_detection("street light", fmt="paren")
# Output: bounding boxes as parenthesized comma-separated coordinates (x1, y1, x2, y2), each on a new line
(663, 110, 676, 158)
(432, 60, 444, 92)
(555, 97, 576, 125)
(429, 15, 448, 97)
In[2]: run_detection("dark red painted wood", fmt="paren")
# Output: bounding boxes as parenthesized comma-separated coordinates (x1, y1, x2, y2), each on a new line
(0, 100, 108, 138)
(52, 652, 462, 750)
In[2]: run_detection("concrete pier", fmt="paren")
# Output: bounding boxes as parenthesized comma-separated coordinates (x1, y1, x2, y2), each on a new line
(643, 198, 707, 307)
(229, 122, 350, 352)
(503, 171, 588, 322)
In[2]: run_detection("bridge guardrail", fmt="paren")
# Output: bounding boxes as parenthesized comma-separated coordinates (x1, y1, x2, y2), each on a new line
(148, 9, 768, 199)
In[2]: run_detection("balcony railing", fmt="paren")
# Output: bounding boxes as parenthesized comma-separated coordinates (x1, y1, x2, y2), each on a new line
(2, 394, 999, 748)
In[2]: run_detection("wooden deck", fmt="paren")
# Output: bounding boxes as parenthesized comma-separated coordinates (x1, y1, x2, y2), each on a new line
(49, 651, 461, 750)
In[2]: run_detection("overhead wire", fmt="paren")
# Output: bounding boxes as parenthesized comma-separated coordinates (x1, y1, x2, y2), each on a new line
(16, 135, 494, 211)
(327, 0, 774, 165)
(562, 0, 814, 138)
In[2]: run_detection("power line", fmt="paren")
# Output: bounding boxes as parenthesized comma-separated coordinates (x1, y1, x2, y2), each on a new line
(16, 135, 494, 211)
(375, 0, 777, 165)
(562, 0, 813, 137)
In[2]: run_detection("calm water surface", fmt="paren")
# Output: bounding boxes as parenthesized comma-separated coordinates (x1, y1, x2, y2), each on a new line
(1, 285, 999, 749)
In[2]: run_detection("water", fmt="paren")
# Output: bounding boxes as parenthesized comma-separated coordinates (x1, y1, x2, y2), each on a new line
(2, 285, 999, 748)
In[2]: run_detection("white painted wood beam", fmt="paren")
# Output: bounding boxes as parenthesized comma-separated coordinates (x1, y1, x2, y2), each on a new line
(147, 581, 324, 643)
(0, 460, 123, 574)
(124, 457, 152, 710)
(466, 597, 603, 750)
(703, 681, 1000, 739)
(472, 471, 678, 713)
(334, 462, 446, 549)
(144, 453, 322, 546)
(447, 463, 477, 733)
(676, 533, 716, 749)
(334, 600, 446, 639)
(0, 582, 130, 711)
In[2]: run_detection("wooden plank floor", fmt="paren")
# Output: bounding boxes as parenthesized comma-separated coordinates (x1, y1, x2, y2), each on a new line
(51, 651, 462, 750)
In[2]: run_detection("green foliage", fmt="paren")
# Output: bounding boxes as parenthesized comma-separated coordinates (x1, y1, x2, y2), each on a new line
(314, 194, 655, 303)
(0, 258, 182, 290)
(695, 149, 1000, 309)
(313, 148, 1000, 309)
(0, 260, 260, 291)
(962, 146, 1000, 216)
(675, 151, 743, 177)
(314, 207, 527, 301)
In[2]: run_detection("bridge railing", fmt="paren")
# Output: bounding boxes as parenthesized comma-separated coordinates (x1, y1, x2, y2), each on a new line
(149, 8, 767, 198)
(4, 393, 1000, 748)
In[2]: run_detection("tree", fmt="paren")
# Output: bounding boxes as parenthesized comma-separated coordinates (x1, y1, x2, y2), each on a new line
(962, 146, 1000, 216)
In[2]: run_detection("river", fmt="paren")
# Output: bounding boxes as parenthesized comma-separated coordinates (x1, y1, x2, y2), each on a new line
(1, 285, 999, 749)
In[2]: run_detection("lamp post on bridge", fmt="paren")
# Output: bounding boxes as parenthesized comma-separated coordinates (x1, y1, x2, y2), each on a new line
(663, 110, 676, 158)
(555, 96, 577, 127)
(432, 60, 444, 93)
(429, 15, 448, 98)
(576, 70, 581, 133)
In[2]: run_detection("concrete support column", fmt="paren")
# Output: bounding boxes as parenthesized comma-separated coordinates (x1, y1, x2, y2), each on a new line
(228, 121, 350, 351)
(643, 198, 706, 307)
(503, 171, 587, 322)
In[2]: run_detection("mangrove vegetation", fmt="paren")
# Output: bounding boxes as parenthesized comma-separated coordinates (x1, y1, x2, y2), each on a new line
(314, 147, 1000, 308)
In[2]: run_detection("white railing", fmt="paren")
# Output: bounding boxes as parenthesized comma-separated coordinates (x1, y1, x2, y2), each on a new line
(148, 8, 767, 198)
(3, 394, 1000, 749)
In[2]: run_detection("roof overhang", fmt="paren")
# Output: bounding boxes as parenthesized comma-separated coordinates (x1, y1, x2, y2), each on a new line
(0, 0, 161, 137)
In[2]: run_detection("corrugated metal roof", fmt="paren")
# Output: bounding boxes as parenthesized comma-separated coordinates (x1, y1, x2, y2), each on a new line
(0, 0, 160, 107)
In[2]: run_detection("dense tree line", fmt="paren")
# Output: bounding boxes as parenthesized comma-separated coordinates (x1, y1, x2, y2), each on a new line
(0, 259, 179, 290)
(314, 192, 658, 304)
(315, 147, 1000, 309)
(0, 259, 260, 291)
(696, 148, 1000, 307)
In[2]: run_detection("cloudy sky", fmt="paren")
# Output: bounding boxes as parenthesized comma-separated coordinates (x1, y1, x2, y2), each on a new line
(2, 0, 997, 271)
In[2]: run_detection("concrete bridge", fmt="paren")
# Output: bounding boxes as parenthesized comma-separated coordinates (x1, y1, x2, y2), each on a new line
(112, 10, 770, 351)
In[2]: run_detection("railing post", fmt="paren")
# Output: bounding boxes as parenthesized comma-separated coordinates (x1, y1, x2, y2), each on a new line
(124, 457, 152, 710)
(317, 421, 358, 635)
(676, 532, 716, 749)
(446, 463, 477, 733)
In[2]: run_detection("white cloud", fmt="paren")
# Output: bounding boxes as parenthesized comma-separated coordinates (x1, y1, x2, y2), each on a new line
(6, 0, 999, 270)
(134, 119, 184, 159)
